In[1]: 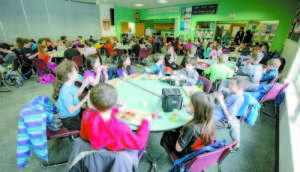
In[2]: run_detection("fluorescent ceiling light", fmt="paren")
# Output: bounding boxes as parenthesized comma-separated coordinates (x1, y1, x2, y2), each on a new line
(134, 4, 144, 7)
(158, 0, 168, 3)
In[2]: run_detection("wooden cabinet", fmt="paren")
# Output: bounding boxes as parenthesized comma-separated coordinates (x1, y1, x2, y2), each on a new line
(153, 23, 174, 30)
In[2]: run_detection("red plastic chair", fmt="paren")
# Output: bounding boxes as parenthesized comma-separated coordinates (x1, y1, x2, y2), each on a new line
(162, 141, 239, 172)
(115, 49, 125, 58)
(47, 126, 80, 140)
(198, 75, 212, 93)
(259, 83, 288, 118)
(32, 58, 50, 73)
(72, 55, 84, 73)
(138, 49, 148, 60)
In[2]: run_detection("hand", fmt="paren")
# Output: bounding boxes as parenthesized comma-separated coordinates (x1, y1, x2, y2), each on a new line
(143, 113, 152, 122)
(83, 91, 90, 102)
(145, 68, 152, 73)
(216, 93, 225, 104)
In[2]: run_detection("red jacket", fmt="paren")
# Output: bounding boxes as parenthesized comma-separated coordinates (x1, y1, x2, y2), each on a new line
(104, 44, 115, 56)
(80, 108, 150, 150)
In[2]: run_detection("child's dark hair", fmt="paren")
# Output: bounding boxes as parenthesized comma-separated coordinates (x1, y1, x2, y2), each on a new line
(241, 47, 250, 56)
(185, 57, 197, 67)
(230, 42, 236, 46)
(117, 55, 130, 73)
(90, 83, 118, 111)
(180, 92, 215, 145)
(22, 38, 30, 45)
(206, 42, 213, 50)
(52, 61, 77, 101)
(85, 40, 91, 47)
(16, 37, 23, 49)
(152, 54, 164, 63)
(86, 54, 99, 70)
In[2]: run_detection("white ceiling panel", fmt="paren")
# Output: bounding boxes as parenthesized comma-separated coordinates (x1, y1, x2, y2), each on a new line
(72, 0, 216, 9)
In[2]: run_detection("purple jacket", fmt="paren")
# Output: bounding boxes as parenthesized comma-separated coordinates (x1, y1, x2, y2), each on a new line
(117, 65, 135, 78)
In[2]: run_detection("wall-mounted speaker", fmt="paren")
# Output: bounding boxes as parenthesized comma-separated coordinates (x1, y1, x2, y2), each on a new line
(135, 11, 139, 22)
(110, 8, 115, 26)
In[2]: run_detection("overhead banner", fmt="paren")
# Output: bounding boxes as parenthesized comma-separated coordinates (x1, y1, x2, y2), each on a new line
(180, 7, 192, 31)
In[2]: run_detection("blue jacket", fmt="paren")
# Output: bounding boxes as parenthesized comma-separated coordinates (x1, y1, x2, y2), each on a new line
(169, 140, 227, 172)
(236, 93, 261, 126)
(260, 69, 279, 82)
(17, 96, 57, 168)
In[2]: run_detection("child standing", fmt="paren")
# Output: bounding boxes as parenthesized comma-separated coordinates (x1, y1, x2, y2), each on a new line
(260, 59, 281, 83)
(52, 61, 89, 130)
(204, 54, 234, 83)
(143, 54, 165, 76)
(181, 45, 197, 68)
(237, 52, 263, 91)
(84, 54, 108, 85)
(80, 83, 150, 150)
(160, 92, 216, 157)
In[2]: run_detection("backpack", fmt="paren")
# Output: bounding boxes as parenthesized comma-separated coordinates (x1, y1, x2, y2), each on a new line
(20, 63, 32, 80)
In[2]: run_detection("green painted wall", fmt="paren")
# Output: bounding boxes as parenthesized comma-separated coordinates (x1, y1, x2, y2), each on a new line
(136, 0, 299, 51)
(114, 6, 136, 38)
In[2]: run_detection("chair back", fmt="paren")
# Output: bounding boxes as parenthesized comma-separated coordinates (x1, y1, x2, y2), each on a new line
(138, 49, 148, 59)
(116, 49, 124, 58)
(32, 58, 49, 72)
(104, 48, 110, 57)
(186, 141, 239, 171)
(198, 76, 212, 93)
(72, 55, 83, 67)
(260, 83, 288, 103)
(269, 74, 282, 84)
(12, 58, 20, 71)
(147, 48, 153, 55)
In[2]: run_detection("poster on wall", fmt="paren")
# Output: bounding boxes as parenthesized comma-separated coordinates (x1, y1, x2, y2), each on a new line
(180, 7, 192, 31)
(103, 20, 111, 31)
(288, 6, 300, 42)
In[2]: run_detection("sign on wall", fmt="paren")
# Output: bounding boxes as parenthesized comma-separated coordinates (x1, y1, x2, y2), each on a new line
(192, 4, 218, 15)
(180, 7, 192, 31)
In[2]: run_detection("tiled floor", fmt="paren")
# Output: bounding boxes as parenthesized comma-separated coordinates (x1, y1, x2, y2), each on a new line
(0, 55, 276, 172)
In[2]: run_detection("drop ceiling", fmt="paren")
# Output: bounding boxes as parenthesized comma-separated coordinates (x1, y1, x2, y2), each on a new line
(72, 0, 216, 9)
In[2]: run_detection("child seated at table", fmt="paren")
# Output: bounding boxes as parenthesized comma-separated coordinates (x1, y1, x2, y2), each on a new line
(237, 52, 263, 92)
(53, 61, 89, 130)
(84, 54, 108, 85)
(80, 83, 150, 150)
(260, 58, 281, 83)
(37, 44, 57, 73)
(107, 55, 134, 79)
(160, 91, 216, 157)
(64, 41, 81, 61)
(164, 57, 199, 85)
(204, 42, 213, 58)
(181, 45, 197, 68)
(204, 54, 234, 83)
(213, 76, 249, 148)
(164, 45, 178, 70)
(143, 54, 165, 77)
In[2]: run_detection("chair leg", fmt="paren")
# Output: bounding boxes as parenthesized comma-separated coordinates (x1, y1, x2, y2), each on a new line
(0, 80, 12, 92)
(218, 163, 222, 172)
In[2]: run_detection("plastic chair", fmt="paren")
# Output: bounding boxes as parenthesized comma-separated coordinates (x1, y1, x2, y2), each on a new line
(147, 47, 153, 56)
(259, 83, 288, 118)
(32, 58, 51, 81)
(198, 75, 212, 93)
(72, 55, 84, 74)
(162, 141, 239, 172)
(116, 49, 125, 58)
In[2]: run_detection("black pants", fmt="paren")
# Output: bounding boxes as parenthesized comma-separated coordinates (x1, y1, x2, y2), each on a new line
(61, 108, 85, 130)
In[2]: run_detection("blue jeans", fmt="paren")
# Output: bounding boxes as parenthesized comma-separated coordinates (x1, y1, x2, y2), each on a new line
(108, 67, 117, 80)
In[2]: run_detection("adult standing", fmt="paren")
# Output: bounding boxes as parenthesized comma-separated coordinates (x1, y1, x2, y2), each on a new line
(234, 27, 245, 45)
(243, 30, 253, 44)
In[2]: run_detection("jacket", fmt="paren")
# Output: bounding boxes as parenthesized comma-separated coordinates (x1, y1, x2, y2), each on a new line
(67, 138, 139, 172)
(169, 140, 227, 172)
(17, 96, 57, 168)
(236, 93, 261, 126)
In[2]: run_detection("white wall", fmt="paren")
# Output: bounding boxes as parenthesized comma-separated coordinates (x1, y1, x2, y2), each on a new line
(0, 0, 101, 43)
(99, 3, 115, 37)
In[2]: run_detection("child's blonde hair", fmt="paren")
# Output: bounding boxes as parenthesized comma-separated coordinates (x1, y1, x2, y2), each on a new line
(267, 59, 281, 69)
(250, 52, 262, 62)
(217, 54, 228, 63)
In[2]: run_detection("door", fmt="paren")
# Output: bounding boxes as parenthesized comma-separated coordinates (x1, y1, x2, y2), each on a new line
(136, 23, 145, 37)
(121, 22, 129, 34)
